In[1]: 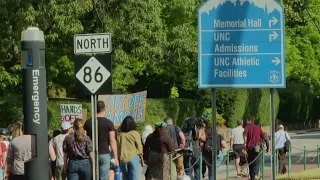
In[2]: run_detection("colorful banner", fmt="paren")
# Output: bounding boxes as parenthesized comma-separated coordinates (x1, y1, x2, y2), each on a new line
(60, 104, 83, 124)
(98, 91, 147, 125)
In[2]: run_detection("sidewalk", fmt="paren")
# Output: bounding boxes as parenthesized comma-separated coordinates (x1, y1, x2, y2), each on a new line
(287, 128, 320, 135)
(218, 164, 319, 180)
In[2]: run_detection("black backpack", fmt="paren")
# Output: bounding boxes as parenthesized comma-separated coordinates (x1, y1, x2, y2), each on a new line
(183, 131, 193, 154)
(203, 133, 221, 155)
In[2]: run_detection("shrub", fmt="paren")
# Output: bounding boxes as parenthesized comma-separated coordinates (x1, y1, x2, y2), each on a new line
(216, 89, 280, 128)
(0, 95, 205, 134)
(202, 108, 226, 127)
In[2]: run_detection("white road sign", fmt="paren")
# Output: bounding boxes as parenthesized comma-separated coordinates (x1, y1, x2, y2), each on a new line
(76, 56, 111, 94)
(74, 33, 112, 55)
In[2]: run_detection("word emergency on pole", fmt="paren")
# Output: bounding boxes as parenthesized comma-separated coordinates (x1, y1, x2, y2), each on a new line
(21, 27, 49, 180)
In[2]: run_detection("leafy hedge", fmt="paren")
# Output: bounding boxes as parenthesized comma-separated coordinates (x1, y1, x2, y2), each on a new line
(216, 89, 280, 128)
(0, 95, 205, 131)
(1, 87, 317, 131)
(49, 98, 206, 131)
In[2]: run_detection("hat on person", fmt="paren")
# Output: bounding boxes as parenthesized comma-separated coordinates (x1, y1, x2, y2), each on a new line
(61, 122, 73, 130)
(154, 121, 167, 129)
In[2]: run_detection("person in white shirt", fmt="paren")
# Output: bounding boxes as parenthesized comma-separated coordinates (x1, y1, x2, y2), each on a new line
(275, 124, 290, 174)
(230, 120, 246, 178)
(52, 122, 73, 180)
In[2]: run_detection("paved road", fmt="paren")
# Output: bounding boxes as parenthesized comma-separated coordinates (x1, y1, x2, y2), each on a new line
(138, 131, 320, 179)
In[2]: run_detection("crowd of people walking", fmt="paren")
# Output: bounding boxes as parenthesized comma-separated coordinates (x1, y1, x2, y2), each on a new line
(0, 101, 292, 180)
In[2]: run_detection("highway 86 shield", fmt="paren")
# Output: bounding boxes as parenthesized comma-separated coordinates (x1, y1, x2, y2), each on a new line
(75, 55, 112, 96)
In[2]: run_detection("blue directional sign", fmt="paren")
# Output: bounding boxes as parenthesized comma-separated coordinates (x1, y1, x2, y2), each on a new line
(198, 0, 286, 88)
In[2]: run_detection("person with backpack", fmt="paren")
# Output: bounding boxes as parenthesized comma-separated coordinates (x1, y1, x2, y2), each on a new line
(202, 126, 227, 180)
(164, 117, 186, 177)
(183, 117, 206, 180)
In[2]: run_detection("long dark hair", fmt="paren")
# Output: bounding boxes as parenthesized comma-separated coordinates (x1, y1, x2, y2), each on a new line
(120, 116, 137, 132)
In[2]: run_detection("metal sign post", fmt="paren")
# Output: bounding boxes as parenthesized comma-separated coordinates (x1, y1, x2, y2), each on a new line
(21, 27, 49, 180)
(91, 95, 99, 179)
(211, 89, 217, 180)
(74, 33, 113, 180)
(93, 95, 99, 178)
(270, 88, 276, 179)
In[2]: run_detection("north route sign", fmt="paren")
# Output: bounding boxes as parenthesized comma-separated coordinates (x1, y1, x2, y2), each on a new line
(74, 33, 112, 55)
(198, 0, 286, 88)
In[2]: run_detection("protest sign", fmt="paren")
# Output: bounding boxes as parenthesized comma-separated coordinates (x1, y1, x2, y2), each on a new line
(98, 91, 147, 125)
(82, 108, 87, 121)
(60, 104, 83, 124)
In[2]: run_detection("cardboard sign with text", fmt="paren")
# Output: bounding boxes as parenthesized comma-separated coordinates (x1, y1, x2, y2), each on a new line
(82, 108, 87, 121)
(98, 91, 147, 125)
(60, 104, 83, 124)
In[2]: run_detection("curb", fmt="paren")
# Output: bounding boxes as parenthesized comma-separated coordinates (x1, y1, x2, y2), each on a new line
(288, 128, 320, 135)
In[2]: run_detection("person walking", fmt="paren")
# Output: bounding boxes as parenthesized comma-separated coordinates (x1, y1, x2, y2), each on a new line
(63, 119, 92, 180)
(202, 119, 210, 178)
(49, 128, 61, 179)
(141, 125, 153, 145)
(244, 116, 269, 180)
(52, 122, 73, 180)
(164, 117, 186, 177)
(183, 117, 206, 180)
(144, 121, 175, 180)
(119, 116, 144, 180)
(202, 127, 227, 180)
(6, 122, 53, 180)
(84, 101, 119, 180)
(0, 132, 7, 180)
(230, 120, 246, 178)
(275, 124, 290, 174)
(141, 125, 153, 179)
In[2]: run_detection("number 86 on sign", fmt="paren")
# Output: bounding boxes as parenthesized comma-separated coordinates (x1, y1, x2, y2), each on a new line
(76, 56, 111, 94)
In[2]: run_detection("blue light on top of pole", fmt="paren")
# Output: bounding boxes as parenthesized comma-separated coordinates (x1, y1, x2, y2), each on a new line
(27, 51, 33, 66)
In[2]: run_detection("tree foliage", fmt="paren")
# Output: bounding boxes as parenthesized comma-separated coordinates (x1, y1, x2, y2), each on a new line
(0, 0, 318, 123)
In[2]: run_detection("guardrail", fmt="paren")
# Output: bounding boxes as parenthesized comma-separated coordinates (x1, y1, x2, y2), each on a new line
(169, 144, 320, 180)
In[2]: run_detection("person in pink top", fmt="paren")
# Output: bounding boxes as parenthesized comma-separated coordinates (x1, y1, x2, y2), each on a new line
(0, 134, 7, 180)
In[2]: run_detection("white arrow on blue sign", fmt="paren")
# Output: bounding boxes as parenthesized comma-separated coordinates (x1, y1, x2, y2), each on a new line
(198, 0, 286, 88)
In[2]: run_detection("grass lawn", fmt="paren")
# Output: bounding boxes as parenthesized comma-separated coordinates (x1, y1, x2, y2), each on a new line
(277, 168, 320, 180)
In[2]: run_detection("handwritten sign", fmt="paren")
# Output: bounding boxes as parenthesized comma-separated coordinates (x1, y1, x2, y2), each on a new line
(98, 91, 147, 125)
(82, 109, 87, 121)
(60, 104, 83, 124)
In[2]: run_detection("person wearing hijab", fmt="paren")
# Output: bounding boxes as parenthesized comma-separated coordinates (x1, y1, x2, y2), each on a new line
(144, 121, 175, 180)
(142, 125, 153, 145)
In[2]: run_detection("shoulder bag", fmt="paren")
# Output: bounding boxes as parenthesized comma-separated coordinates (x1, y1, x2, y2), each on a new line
(284, 131, 290, 152)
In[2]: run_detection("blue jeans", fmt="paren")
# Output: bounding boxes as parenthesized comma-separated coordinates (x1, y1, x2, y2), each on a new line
(67, 159, 91, 180)
(99, 154, 111, 180)
(120, 155, 140, 180)
(208, 150, 224, 180)
(184, 152, 201, 180)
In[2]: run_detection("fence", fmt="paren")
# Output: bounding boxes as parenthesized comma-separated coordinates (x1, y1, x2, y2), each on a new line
(169, 144, 320, 180)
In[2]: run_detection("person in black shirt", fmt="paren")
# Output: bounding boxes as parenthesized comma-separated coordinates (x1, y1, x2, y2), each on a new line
(84, 101, 119, 180)
(202, 119, 211, 178)
(202, 125, 227, 180)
